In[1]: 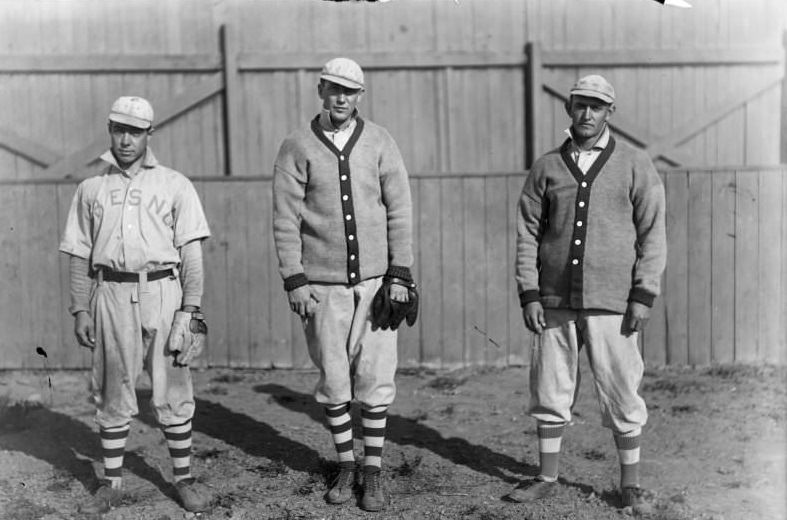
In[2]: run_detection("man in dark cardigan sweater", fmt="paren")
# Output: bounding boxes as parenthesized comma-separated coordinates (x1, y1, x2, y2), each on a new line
(272, 57, 414, 513)
(509, 75, 667, 510)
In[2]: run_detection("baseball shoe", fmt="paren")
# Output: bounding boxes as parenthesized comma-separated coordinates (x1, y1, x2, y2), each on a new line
(326, 464, 356, 504)
(78, 479, 121, 515)
(175, 477, 210, 512)
(505, 477, 558, 503)
(620, 486, 646, 509)
(361, 468, 385, 512)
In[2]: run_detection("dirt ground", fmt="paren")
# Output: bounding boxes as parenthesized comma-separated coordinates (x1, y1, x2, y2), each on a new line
(0, 362, 784, 520)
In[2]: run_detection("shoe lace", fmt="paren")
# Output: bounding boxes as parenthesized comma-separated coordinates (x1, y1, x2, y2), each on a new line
(365, 472, 380, 493)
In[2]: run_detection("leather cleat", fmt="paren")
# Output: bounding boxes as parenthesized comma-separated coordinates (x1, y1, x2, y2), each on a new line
(361, 469, 385, 512)
(326, 465, 356, 504)
(78, 479, 121, 515)
(175, 477, 210, 512)
(505, 477, 558, 503)
(621, 486, 652, 513)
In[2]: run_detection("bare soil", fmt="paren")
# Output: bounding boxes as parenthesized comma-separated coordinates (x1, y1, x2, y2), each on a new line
(0, 363, 784, 520)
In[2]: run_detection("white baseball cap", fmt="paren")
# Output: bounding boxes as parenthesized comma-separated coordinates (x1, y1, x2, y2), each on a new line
(108, 96, 154, 129)
(320, 57, 365, 90)
(569, 75, 615, 104)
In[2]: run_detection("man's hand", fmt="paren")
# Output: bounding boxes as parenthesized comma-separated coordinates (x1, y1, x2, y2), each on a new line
(623, 301, 651, 336)
(523, 301, 546, 334)
(288, 285, 320, 318)
(74, 311, 95, 348)
(389, 282, 410, 303)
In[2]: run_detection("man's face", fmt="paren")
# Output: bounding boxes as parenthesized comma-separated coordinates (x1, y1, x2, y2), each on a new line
(108, 122, 149, 168)
(318, 80, 363, 127)
(567, 95, 614, 141)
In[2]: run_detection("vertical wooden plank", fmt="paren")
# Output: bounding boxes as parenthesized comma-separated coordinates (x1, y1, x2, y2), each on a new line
(397, 177, 421, 368)
(757, 168, 783, 363)
(418, 178, 443, 367)
(734, 169, 759, 362)
(525, 41, 542, 167)
(463, 177, 487, 367)
(199, 180, 230, 366)
(782, 165, 787, 365)
(221, 23, 243, 176)
(687, 170, 712, 365)
(664, 171, 689, 365)
(225, 182, 251, 367)
(440, 178, 464, 368)
(710, 170, 736, 363)
(244, 179, 272, 368)
(484, 176, 510, 367)
(0, 184, 24, 367)
(508, 173, 529, 366)
(23, 184, 65, 368)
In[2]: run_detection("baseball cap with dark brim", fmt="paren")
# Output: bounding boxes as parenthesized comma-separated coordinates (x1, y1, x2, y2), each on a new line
(108, 96, 154, 129)
(320, 57, 365, 91)
(569, 74, 615, 104)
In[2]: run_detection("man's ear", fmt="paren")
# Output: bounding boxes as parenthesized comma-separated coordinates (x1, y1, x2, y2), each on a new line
(605, 103, 616, 121)
(317, 81, 325, 100)
(564, 97, 572, 116)
(147, 127, 155, 136)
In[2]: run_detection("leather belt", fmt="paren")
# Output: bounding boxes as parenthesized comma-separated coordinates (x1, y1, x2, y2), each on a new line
(98, 268, 174, 283)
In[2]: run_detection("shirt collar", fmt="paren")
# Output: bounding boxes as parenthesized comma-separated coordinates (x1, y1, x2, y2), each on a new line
(319, 109, 358, 133)
(564, 124, 610, 152)
(100, 147, 159, 173)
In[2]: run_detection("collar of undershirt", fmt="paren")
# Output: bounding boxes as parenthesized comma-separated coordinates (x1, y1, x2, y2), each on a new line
(559, 134, 616, 186)
(311, 115, 365, 158)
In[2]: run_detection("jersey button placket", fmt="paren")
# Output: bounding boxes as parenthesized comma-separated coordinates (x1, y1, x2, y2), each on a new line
(339, 155, 359, 284)
(570, 180, 590, 306)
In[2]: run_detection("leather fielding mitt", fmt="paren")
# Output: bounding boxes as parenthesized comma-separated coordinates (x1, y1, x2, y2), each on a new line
(372, 277, 419, 331)
(167, 310, 208, 366)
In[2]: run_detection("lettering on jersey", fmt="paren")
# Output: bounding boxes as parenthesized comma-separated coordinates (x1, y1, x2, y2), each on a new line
(93, 188, 174, 227)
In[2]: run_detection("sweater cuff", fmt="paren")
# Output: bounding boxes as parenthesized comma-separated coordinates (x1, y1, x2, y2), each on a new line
(385, 265, 412, 282)
(628, 287, 656, 307)
(283, 273, 309, 292)
(519, 289, 540, 308)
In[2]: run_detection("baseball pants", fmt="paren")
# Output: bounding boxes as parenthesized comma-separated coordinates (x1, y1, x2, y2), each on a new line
(90, 274, 195, 429)
(304, 276, 398, 408)
(528, 309, 647, 433)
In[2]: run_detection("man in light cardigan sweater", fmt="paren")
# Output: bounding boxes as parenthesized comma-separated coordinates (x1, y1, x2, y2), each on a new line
(510, 75, 666, 510)
(272, 58, 414, 513)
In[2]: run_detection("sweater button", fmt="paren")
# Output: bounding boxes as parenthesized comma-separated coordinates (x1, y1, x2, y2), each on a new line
(342, 195, 349, 201)
(345, 214, 352, 221)
(348, 235, 355, 241)
(340, 155, 345, 161)
(581, 181, 588, 188)
(575, 239, 581, 245)
(350, 272, 356, 279)
(572, 259, 579, 265)
(578, 201, 585, 208)
(576, 221, 583, 227)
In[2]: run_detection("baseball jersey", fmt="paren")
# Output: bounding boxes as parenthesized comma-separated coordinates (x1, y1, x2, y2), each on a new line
(59, 149, 210, 272)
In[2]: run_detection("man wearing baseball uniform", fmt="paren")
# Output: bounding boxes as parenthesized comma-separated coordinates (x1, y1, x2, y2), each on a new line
(273, 57, 414, 512)
(510, 75, 666, 509)
(59, 97, 211, 514)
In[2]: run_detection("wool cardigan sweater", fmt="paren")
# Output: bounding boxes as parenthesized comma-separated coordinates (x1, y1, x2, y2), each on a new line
(516, 136, 666, 314)
(273, 116, 413, 289)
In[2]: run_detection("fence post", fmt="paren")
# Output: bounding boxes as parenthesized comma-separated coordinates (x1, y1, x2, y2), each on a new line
(221, 24, 243, 176)
(525, 41, 542, 169)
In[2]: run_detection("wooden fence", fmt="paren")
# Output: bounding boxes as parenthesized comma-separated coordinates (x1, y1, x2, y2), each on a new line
(1, 165, 784, 370)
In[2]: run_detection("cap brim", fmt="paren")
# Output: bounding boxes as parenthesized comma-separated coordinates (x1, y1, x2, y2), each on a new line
(108, 113, 152, 129)
(320, 74, 364, 91)
(569, 89, 614, 104)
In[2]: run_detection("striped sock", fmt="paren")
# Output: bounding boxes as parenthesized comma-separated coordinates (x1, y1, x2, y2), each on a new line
(361, 405, 387, 471)
(100, 424, 130, 489)
(325, 403, 355, 464)
(537, 421, 566, 481)
(163, 420, 193, 483)
(614, 428, 642, 489)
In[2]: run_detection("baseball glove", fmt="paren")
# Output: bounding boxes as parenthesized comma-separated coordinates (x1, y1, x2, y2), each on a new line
(371, 277, 419, 331)
(167, 310, 208, 367)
